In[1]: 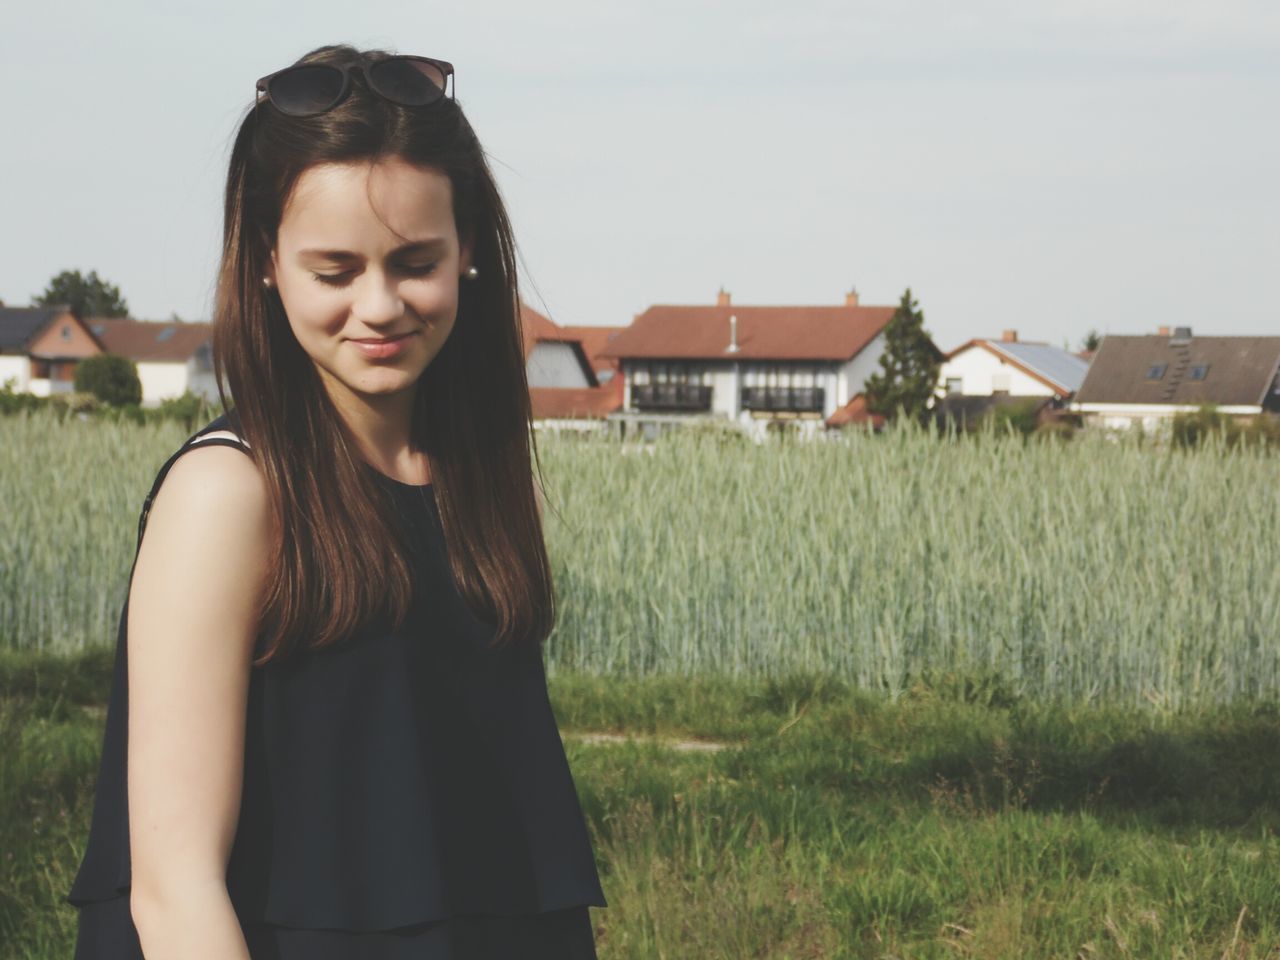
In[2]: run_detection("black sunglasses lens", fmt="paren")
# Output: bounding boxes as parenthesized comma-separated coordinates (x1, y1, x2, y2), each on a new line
(368, 58, 447, 106)
(268, 65, 345, 116)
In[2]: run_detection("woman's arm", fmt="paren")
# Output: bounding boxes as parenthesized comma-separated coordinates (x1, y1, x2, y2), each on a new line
(124, 443, 272, 957)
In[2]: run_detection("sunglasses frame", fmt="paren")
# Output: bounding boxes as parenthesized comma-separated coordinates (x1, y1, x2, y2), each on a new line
(254, 55, 455, 118)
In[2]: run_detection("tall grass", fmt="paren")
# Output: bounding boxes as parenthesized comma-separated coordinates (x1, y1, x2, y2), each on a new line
(537, 417, 1280, 709)
(0, 410, 191, 654)
(3, 407, 1277, 708)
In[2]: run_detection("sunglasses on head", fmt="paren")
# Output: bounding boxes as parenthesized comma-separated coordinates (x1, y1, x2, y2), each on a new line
(255, 55, 455, 118)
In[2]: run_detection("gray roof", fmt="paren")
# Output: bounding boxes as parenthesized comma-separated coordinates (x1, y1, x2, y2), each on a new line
(985, 340, 1090, 393)
(0, 305, 72, 353)
(1074, 332, 1280, 407)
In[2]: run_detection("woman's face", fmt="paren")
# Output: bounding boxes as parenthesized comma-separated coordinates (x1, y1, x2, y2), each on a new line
(267, 158, 471, 411)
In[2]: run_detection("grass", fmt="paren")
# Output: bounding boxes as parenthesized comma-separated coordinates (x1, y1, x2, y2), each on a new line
(4, 409, 1279, 955)
(4, 407, 1280, 709)
(3, 652, 1278, 958)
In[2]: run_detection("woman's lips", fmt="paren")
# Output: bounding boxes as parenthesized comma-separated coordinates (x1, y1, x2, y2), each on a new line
(348, 331, 417, 359)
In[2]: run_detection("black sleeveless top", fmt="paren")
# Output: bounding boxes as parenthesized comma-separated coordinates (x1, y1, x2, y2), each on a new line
(65, 413, 606, 959)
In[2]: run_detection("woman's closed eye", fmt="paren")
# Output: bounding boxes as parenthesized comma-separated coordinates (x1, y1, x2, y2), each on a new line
(310, 263, 439, 287)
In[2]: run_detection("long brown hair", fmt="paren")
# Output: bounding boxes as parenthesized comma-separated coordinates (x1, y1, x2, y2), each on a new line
(211, 43, 553, 666)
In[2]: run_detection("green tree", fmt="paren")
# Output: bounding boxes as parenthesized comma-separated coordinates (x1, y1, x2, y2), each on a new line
(863, 288, 942, 425)
(33, 269, 129, 319)
(74, 354, 142, 406)
(1081, 329, 1101, 352)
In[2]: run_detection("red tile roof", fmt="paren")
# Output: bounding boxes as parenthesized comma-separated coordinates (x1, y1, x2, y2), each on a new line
(519, 303, 624, 420)
(87, 317, 211, 362)
(559, 324, 626, 376)
(825, 392, 887, 429)
(529, 384, 622, 420)
(597, 304, 896, 362)
(519, 302, 562, 357)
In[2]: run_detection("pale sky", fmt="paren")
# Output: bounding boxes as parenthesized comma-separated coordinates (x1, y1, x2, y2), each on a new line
(2, 0, 1277, 352)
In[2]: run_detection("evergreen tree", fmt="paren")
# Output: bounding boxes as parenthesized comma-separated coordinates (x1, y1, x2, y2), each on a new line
(33, 269, 129, 319)
(863, 288, 941, 425)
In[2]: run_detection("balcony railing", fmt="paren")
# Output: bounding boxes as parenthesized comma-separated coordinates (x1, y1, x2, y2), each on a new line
(740, 386, 825, 413)
(631, 383, 713, 412)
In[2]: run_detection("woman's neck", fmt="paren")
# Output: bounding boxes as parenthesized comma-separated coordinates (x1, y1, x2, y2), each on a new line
(325, 380, 428, 481)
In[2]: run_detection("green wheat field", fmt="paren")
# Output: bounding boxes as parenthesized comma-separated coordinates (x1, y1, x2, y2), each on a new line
(2, 407, 1278, 957)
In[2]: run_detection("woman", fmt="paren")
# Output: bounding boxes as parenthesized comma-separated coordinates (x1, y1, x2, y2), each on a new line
(65, 43, 607, 959)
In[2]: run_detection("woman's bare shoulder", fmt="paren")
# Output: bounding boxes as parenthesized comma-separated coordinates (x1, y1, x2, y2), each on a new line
(134, 440, 273, 608)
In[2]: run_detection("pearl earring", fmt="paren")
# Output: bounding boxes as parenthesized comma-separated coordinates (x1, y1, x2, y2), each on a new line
(463, 266, 479, 281)
(262, 277, 273, 289)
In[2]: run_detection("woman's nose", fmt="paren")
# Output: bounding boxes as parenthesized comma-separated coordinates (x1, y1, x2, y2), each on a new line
(351, 270, 405, 324)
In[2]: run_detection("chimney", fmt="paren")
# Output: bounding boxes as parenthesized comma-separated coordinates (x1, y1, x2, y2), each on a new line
(1157, 325, 1170, 336)
(725, 314, 739, 354)
(845, 287, 860, 307)
(1001, 329, 1017, 343)
(717, 287, 731, 307)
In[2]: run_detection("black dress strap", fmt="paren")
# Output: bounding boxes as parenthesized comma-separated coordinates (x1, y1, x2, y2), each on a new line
(133, 421, 253, 555)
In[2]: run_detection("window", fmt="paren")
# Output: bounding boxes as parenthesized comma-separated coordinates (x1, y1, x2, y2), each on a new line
(1189, 364, 1209, 381)
(1145, 363, 1167, 380)
(61, 325, 71, 341)
(945, 377, 962, 394)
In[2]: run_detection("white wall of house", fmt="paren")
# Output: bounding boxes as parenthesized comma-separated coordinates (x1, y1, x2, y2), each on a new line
(623, 346, 889, 427)
(528, 342, 592, 388)
(937, 345, 1054, 398)
(137, 362, 191, 405)
(710, 363, 737, 417)
(1071, 401, 1262, 436)
(187, 365, 221, 403)
(0, 355, 29, 392)
(836, 331, 888, 413)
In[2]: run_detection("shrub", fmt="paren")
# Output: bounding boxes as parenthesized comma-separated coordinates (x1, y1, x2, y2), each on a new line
(1032, 419, 1076, 443)
(0, 379, 46, 415)
(73, 354, 142, 407)
(982, 398, 1043, 438)
(47, 391, 102, 416)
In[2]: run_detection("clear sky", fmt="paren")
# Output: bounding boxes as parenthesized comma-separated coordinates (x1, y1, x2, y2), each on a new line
(2, 0, 1277, 352)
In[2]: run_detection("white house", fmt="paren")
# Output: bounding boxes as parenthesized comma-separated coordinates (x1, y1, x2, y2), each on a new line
(0, 305, 103, 396)
(936, 330, 1089, 399)
(929, 329, 1091, 429)
(596, 288, 927, 441)
(1070, 326, 1280, 435)
(87, 318, 220, 405)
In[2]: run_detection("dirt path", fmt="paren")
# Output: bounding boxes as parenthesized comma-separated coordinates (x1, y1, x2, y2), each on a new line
(562, 731, 735, 752)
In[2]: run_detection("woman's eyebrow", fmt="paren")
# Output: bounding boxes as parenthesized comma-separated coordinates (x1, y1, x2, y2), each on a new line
(297, 239, 446, 260)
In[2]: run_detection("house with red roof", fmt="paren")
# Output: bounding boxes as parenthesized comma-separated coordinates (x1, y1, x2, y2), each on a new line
(520, 302, 625, 431)
(86, 317, 219, 405)
(0, 305, 104, 396)
(595, 288, 913, 440)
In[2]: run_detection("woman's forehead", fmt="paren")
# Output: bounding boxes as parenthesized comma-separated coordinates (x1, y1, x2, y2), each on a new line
(279, 160, 454, 247)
